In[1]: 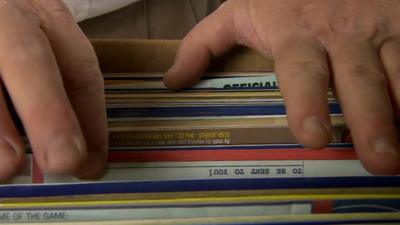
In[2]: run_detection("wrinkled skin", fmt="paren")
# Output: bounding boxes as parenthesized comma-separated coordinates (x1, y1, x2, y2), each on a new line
(165, 0, 400, 175)
(1, 0, 400, 182)
(0, 0, 107, 181)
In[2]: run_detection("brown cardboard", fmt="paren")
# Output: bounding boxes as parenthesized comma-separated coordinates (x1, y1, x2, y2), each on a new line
(92, 39, 274, 73)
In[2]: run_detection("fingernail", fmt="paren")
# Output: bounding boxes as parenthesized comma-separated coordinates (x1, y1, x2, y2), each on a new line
(374, 138, 398, 155)
(302, 116, 330, 137)
(164, 64, 183, 90)
(166, 63, 178, 77)
(167, 52, 184, 76)
(45, 136, 85, 173)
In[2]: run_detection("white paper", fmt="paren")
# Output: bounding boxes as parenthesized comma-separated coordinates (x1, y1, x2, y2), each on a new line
(63, 0, 139, 21)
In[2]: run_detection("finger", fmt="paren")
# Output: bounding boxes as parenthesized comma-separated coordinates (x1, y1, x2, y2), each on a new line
(40, 1, 108, 179)
(164, 3, 237, 90)
(0, 3, 86, 174)
(0, 84, 25, 181)
(273, 37, 332, 149)
(380, 38, 400, 115)
(329, 40, 400, 175)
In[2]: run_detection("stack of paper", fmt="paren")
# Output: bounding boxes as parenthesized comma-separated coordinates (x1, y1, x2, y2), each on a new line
(1, 71, 399, 224)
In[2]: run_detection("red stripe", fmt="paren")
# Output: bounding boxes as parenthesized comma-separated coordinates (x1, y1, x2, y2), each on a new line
(32, 156, 44, 184)
(108, 148, 357, 162)
(313, 200, 334, 214)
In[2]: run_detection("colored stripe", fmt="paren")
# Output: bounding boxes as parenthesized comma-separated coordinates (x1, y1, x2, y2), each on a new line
(109, 143, 354, 151)
(2, 195, 399, 209)
(107, 148, 357, 162)
(1, 177, 399, 198)
(228, 219, 400, 225)
(313, 200, 334, 214)
(107, 104, 342, 118)
(32, 156, 43, 184)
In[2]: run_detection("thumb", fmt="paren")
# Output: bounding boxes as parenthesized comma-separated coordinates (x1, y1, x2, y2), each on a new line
(164, 3, 237, 90)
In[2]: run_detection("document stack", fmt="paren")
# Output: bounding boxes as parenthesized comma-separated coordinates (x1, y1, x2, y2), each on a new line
(0, 40, 399, 224)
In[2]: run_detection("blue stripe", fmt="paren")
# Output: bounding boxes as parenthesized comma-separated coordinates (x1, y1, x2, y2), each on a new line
(1, 177, 399, 198)
(107, 104, 342, 118)
(106, 87, 279, 93)
(222, 219, 400, 225)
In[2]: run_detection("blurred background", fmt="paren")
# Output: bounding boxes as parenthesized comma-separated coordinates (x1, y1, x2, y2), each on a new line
(79, 0, 223, 39)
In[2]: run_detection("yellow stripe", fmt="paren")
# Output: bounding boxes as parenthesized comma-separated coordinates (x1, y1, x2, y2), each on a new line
(2, 193, 399, 209)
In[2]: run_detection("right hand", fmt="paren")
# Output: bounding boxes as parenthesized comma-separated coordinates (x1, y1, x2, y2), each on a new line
(165, 0, 400, 175)
(0, 0, 108, 181)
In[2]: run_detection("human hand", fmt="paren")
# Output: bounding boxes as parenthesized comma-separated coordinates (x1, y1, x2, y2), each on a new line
(0, 0, 107, 181)
(164, 0, 400, 175)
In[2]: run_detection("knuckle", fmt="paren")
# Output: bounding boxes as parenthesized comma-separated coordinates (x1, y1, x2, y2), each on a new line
(281, 60, 329, 81)
(7, 35, 49, 63)
(295, 2, 385, 45)
(30, 0, 69, 14)
(24, 100, 77, 132)
(294, 60, 328, 74)
(29, 0, 73, 25)
(302, 61, 330, 81)
(295, 3, 337, 39)
(345, 65, 387, 88)
(63, 61, 104, 94)
(349, 114, 392, 139)
(308, 15, 363, 42)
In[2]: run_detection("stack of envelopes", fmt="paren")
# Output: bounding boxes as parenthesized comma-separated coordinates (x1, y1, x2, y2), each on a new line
(0, 40, 399, 225)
